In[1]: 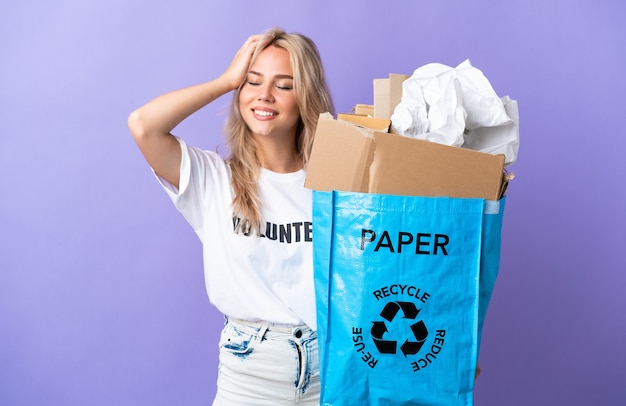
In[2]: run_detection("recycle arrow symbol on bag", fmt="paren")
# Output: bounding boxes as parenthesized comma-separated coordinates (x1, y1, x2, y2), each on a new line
(371, 301, 429, 357)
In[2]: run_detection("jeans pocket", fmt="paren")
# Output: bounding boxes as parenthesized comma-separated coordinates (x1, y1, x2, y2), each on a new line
(219, 321, 258, 356)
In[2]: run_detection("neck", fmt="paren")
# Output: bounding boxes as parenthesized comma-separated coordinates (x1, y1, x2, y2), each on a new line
(255, 136, 302, 173)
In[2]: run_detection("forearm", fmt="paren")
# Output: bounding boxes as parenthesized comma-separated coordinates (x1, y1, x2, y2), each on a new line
(128, 75, 236, 138)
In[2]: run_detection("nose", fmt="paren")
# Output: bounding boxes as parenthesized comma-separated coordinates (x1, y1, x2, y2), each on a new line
(257, 83, 275, 102)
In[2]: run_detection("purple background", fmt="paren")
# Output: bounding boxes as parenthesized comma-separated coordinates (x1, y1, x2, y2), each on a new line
(1, 0, 625, 404)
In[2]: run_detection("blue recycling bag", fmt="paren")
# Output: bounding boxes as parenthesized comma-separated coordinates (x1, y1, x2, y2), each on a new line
(313, 191, 506, 406)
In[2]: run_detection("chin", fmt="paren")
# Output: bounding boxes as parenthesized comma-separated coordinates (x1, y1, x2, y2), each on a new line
(248, 126, 274, 138)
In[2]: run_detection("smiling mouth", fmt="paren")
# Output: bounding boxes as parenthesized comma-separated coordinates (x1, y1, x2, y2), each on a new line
(253, 109, 278, 117)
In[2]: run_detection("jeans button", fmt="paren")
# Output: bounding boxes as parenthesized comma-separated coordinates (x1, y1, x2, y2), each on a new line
(293, 328, 303, 338)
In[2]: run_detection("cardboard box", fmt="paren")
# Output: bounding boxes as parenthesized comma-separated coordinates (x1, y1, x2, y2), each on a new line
(305, 113, 377, 193)
(305, 113, 507, 200)
(352, 104, 374, 116)
(337, 113, 391, 132)
(373, 73, 410, 119)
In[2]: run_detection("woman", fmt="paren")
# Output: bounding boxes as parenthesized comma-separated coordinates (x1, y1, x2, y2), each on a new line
(128, 27, 334, 405)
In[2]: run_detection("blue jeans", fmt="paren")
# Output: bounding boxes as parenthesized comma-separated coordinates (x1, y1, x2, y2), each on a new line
(213, 318, 320, 405)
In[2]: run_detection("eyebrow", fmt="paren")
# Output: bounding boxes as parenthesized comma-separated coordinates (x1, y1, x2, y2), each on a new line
(248, 70, 293, 80)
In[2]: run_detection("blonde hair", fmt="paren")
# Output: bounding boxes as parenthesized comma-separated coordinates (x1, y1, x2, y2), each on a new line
(224, 27, 335, 233)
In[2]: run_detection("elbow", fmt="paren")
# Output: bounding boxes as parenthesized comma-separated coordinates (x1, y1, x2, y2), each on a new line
(127, 109, 147, 141)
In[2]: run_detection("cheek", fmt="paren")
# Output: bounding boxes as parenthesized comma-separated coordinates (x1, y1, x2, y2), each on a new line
(238, 88, 250, 105)
(284, 95, 300, 116)
(237, 91, 255, 118)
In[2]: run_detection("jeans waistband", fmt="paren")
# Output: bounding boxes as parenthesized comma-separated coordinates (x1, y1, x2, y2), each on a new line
(226, 317, 315, 340)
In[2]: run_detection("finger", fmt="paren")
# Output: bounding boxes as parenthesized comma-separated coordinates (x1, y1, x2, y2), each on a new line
(246, 34, 262, 43)
(243, 34, 262, 49)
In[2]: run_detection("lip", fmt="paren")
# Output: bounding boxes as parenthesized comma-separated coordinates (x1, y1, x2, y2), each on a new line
(252, 107, 279, 120)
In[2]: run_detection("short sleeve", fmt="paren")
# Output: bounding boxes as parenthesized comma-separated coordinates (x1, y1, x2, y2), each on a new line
(154, 137, 231, 239)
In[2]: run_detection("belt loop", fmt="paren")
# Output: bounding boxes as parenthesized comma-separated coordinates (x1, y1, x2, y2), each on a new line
(257, 324, 269, 341)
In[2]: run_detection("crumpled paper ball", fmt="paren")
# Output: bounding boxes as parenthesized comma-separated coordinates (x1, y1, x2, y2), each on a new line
(391, 60, 519, 166)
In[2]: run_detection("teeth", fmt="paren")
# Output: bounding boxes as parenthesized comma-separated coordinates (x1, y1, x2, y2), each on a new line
(254, 110, 277, 117)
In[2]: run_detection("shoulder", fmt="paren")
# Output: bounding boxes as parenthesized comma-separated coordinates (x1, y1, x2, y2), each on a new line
(177, 137, 229, 172)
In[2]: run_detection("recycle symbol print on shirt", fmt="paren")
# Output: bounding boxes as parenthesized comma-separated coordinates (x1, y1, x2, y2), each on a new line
(371, 301, 428, 357)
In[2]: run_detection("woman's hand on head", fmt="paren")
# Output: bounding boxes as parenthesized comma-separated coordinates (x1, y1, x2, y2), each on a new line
(220, 34, 262, 91)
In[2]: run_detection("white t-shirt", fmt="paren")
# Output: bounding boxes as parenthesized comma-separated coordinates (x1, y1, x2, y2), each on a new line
(156, 138, 317, 329)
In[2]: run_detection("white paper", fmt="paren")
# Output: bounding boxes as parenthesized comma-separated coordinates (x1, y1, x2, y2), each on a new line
(391, 60, 519, 165)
